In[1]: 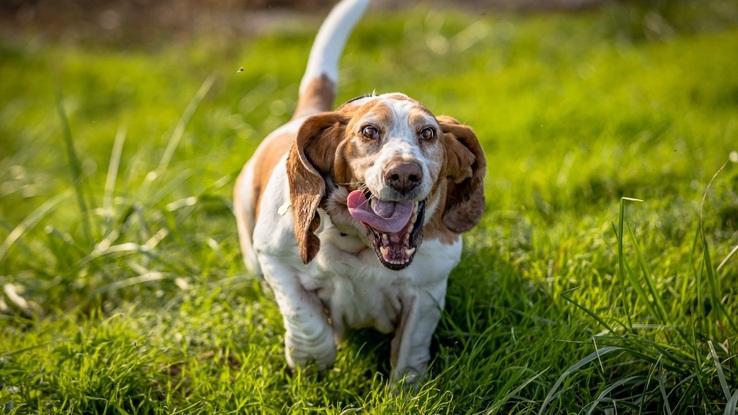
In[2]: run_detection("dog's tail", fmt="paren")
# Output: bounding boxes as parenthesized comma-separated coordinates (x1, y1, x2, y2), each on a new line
(293, 0, 369, 119)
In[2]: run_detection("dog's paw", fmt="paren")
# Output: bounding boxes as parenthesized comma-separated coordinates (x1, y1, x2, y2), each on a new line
(284, 323, 337, 370)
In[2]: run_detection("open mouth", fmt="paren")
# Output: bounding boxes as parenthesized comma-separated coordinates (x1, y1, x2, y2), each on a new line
(346, 189, 426, 270)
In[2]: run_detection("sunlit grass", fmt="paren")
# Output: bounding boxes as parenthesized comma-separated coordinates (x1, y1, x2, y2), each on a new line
(1, 2, 737, 413)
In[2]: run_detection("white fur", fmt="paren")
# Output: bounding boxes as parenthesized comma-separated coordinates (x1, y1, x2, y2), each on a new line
(362, 95, 440, 202)
(234, 117, 305, 276)
(251, 158, 462, 380)
(299, 0, 370, 94)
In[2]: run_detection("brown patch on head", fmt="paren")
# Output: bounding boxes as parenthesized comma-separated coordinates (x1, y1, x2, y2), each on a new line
(421, 114, 486, 245)
(335, 99, 394, 185)
(408, 107, 434, 126)
(437, 115, 486, 233)
(346, 99, 393, 126)
(287, 112, 350, 263)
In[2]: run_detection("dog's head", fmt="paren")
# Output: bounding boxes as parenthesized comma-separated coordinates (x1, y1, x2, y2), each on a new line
(287, 93, 485, 270)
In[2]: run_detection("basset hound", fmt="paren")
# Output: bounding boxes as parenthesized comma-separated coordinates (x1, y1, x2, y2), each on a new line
(233, 0, 486, 383)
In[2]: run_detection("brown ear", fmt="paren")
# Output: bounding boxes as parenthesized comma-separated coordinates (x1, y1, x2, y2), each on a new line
(438, 115, 486, 233)
(287, 112, 348, 263)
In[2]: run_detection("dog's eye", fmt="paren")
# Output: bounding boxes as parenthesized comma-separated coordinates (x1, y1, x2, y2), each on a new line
(361, 125, 380, 140)
(419, 127, 435, 141)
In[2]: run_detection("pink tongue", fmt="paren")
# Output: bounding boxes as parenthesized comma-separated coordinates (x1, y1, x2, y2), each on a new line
(346, 190, 414, 233)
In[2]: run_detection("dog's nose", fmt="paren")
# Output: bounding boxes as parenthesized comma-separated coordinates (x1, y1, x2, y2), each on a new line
(384, 161, 422, 194)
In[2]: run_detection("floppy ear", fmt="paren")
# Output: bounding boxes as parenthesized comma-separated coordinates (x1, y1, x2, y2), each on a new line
(438, 115, 486, 233)
(287, 112, 348, 264)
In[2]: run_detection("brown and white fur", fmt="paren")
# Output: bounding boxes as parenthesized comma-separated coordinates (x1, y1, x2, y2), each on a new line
(233, 0, 485, 383)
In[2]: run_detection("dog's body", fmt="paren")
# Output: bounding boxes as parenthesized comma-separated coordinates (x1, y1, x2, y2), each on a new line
(234, 0, 485, 382)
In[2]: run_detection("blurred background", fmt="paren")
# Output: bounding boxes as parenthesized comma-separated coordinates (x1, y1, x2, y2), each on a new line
(2, 0, 733, 44)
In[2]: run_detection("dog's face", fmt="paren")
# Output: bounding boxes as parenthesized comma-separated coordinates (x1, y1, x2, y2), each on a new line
(287, 93, 486, 270)
(343, 94, 443, 203)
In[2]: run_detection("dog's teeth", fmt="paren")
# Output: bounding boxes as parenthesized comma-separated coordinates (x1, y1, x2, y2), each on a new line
(380, 246, 389, 257)
(405, 247, 415, 256)
(382, 234, 389, 245)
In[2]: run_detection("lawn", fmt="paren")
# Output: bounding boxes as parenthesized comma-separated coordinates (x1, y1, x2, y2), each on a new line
(1, 1, 738, 413)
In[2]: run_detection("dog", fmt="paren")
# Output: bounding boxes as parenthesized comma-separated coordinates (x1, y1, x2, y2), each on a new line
(233, 0, 485, 383)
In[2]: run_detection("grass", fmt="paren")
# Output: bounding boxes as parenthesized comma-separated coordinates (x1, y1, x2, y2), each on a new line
(1, 1, 738, 413)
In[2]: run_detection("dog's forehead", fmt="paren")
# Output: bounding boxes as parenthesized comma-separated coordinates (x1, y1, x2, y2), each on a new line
(345, 93, 436, 127)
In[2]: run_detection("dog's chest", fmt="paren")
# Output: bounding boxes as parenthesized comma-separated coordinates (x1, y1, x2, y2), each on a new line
(297, 226, 408, 335)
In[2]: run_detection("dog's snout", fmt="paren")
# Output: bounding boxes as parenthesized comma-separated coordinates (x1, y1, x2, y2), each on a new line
(384, 161, 422, 194)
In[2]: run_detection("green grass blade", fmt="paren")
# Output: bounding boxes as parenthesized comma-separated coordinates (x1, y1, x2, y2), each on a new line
(153, 74, 215, 178)
(716, 243, 738, 272)
(538, 346, 622, 415)
(0, 193, 67, 263)
(484, 368, 549, 414)
(103, 124, 127, 231)
(586, 375, 640, 415)
(725, 389, 738, 415)
(658, 368, 673, 415)
(709, 341, 732, 401)
(626, 223, 669, 324)
(616, 197, 643, 327)
(560, 291, 616, 333)
(698, 159, 738, 332)
(55, 93, 94, 245)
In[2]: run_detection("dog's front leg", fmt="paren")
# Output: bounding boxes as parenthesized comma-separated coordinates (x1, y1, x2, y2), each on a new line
(390, 280, 448, 384)
(259, 256, 336, 370)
